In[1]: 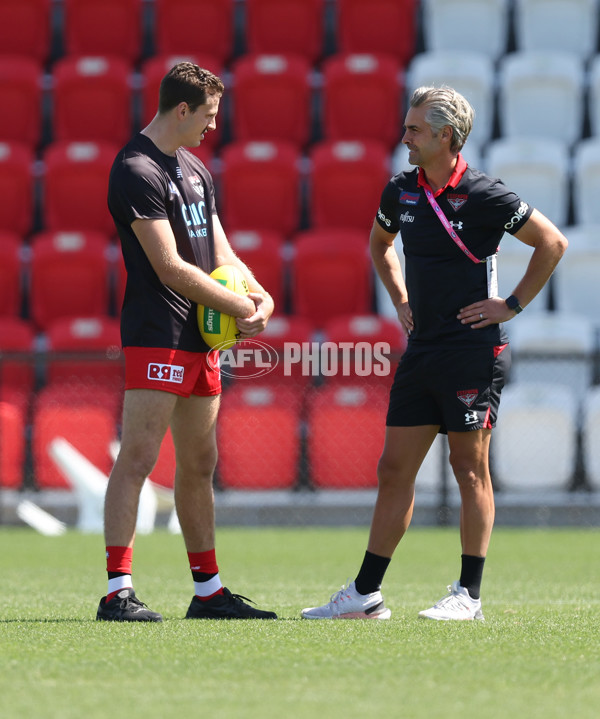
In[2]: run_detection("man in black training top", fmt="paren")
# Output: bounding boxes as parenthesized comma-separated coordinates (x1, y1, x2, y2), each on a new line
(98, 62, 276, 622)
(302, 86, 568, 621)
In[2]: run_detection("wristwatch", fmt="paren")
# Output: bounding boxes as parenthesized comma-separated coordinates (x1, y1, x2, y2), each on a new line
(505, 294, 524, 314)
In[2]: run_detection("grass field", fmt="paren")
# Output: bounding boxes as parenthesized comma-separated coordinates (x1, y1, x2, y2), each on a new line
(1, 525, 599, 719)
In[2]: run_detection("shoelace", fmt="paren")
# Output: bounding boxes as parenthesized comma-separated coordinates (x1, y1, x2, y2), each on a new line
(119, 594, 148, 610)
(224, 590, 256, 606)
(329, 579, 353, 605)
(433, 586, 469, 611)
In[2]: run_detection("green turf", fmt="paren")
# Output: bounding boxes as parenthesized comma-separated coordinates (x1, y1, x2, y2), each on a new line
(1, 526, 598, 719)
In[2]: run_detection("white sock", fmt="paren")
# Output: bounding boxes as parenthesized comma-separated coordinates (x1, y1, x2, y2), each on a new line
(194, 573, 223, 598)
(107, 575, 132, 597)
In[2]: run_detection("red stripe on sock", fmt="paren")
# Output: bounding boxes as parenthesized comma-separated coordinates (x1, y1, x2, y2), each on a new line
(195, 588, 224, 602)
(106, 546, 133, 574)
(188, 549, 219, 574)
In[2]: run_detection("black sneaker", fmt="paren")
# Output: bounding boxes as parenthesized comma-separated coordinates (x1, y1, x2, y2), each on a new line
(185, 588, 277, 619)
(96, 588, 163, 622)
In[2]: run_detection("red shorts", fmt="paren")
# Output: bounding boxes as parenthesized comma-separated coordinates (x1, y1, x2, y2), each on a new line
(124, 347, 221, 397)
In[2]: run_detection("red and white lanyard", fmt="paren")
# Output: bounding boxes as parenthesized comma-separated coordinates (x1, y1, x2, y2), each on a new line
(422, 184, 498, 298)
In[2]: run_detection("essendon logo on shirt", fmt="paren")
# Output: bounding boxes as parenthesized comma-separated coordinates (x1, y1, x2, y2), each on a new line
(147, 363, 185, 384)
(189, 175, 205, 198)
(457, 389, 478, 408)
(448, 194, 468, 211)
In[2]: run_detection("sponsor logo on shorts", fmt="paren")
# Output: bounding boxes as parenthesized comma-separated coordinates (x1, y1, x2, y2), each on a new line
(447, 194, 468, 211)
(147, 363, 185, 383)
(464, 411, 479, 425)
(457, 389, 478, 408)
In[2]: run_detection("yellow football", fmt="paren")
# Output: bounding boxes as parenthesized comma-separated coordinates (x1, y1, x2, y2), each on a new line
(198, 265, 250, 349)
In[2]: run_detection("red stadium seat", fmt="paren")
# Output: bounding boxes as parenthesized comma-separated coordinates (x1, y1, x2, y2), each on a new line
(219, 141, 302, 235)
(291, 230, 373, 327)
(139, 54, 225, 151)
(230, 54, 313, 146)
(41, 141, 117, 234)
(32, 384, 118, 489)
(217, 383, 302, 489)
(0, 233, 24, 318)
(0, 0, 51, 63)
(306, 383, 388, 488)
(29, 231, 111, 331)
(0, 400, 27, 489)
(51, 56, 133, 145)
(0, 317, 36, 406)
(321, 53, 403, 148)
(45, 316, 124, 390)
(0, 57, 43, 146)
(245, 0, 325, 62)
(0, 142, 35, 235)
(153, 0, 234, 64)
(220, 314, 315, 386)
(308, 139, 391, 233)
(228, 230, 286, 310)
(321, 313, 406, 388)
(336, 0, 417, 67)
(62, 0, 143, 63)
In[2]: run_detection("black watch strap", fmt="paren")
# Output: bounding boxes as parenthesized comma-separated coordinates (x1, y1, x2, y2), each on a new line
(505, 295, 523, 314)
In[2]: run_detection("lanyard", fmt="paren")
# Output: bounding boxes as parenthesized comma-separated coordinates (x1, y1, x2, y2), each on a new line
(423, 185, 482, 264)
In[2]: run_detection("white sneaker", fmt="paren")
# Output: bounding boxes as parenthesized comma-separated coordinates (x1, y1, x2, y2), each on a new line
(418, 581, 484, 621)
(301, 580, 391, 620)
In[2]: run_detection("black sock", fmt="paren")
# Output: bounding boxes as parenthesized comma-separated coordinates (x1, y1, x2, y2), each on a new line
(354, 550, 391, 595)
(459, 554, 485, 600)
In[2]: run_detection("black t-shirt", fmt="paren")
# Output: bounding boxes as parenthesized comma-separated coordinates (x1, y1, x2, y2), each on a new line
(108, 133, 217, 351)
(375, 155, 533, 348)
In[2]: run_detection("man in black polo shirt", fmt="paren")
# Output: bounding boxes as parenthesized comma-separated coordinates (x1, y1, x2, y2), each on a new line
(302, 86, 568, 621)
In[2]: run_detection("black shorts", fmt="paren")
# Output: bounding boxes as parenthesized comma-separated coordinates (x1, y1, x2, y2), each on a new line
(386, 344, 510, 433)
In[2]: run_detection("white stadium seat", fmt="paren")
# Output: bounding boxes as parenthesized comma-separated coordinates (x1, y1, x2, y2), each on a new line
(406, 51, 495, 149)
(582, 387, 600, 489)
(587, 55, 600, 138)
(552, 224, 600, 328)
(513, 0, 599, 61)
(421, 0, 510, 62)
(485, 137, 571, 228)
(498, 52, 585, 146)
(573, 138, 600, 225)
(493, 382, 579, 492)
(505, 311, 596, 407)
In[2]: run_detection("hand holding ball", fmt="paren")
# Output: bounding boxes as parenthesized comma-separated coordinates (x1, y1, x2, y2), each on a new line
(197, 265, 250, 349)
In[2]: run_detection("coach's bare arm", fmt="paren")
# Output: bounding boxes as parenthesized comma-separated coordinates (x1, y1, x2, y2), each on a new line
(370, 220, 414, 337)
(458, 209, 568, 328)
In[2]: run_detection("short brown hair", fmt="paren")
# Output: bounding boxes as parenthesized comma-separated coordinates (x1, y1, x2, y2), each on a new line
(158, 62, 224, 114)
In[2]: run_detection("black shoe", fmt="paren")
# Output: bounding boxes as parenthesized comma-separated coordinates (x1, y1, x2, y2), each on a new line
(185, 587, 277, 619)
(96, 588, 163, 622)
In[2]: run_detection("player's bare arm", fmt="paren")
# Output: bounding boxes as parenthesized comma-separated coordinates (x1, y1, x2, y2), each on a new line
(369, 220, 413, 336)
(458, 209, 568, 329)
(212, 214, 275, 336)
(132, 217, 255, 318)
